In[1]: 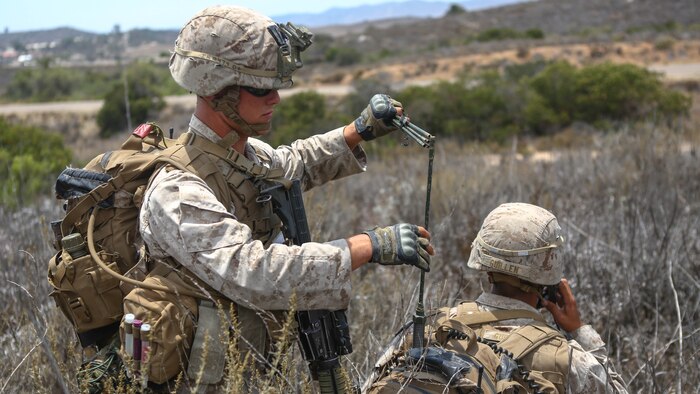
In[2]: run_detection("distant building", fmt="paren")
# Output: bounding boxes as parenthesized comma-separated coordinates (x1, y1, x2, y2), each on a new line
(1, 47, 18, 64)
(17, 54, 33, 64)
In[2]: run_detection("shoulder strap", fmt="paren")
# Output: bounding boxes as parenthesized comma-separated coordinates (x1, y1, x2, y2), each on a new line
(155, 143, 231, 205)
(450, 302, 547, 325)
(497, 324, 565, 360)
(178, 132, 289, 184)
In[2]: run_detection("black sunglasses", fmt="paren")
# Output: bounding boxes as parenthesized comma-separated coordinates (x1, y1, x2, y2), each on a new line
(241, 86, 274, 97)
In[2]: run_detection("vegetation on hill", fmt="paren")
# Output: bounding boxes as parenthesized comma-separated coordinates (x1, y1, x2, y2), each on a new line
(5, 59, 688, 208)
(4, 60, 185, 104)
(0, 117, 72, 209)
(268, 60, 691, 144)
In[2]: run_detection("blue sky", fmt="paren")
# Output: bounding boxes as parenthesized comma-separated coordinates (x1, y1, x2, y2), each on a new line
(0, 0, 431, 33)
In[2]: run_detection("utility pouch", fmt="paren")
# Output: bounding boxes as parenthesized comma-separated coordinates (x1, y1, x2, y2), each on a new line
(47, 247, 123, 346)
(187, 300, 227, 384)
(120, 273, 199, 384)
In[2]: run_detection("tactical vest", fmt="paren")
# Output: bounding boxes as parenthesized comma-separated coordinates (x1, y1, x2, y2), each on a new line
(436, 302, 570, 393)
(153, 131, 290, 357)
(368, 301, 570, 394)
(49, 125, 287, 351)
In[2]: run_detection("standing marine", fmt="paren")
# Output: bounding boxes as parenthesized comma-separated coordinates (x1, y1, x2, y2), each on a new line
(49, 5, 433, 393)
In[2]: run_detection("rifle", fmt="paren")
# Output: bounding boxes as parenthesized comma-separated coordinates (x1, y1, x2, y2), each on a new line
(262, 179, 353, 394)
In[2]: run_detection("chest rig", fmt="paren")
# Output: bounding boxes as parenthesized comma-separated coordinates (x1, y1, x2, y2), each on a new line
(173, 131, 289, 246)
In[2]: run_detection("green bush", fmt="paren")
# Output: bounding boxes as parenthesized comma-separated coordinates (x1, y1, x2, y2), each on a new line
(572, 63, 679, 124)
(526, 61, 578, 133)
(397, 74, 517, 142)
(390, 60, 691, 142)
(267, 91, 345, 147)
(524, 28, 545, 39)
(0, 117, 72, 208)
(477, 28, 520, 42)
(474, 27, 545, 42)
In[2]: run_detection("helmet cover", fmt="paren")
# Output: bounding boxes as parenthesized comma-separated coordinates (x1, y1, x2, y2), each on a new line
(467, 202, 564, 285)
(170, 6, 299, 96)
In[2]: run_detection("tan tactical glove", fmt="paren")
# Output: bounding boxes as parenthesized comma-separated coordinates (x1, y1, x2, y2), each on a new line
(364, 223, 431, 272)
(354, 94, 403, 141)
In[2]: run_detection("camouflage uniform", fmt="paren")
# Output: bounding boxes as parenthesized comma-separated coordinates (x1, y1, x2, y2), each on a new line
(140, 115, 367, 312)
(467, 203, 628, 392)
(137, 6, 426, 389)
(139, 6, 373, 356)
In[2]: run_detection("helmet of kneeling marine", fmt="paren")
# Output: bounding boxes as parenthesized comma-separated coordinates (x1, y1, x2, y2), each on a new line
(467, 202, 564, 286)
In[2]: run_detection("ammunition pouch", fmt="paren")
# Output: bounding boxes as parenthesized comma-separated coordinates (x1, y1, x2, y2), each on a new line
(119, 273, 199, 384)
(47, 247, 124, 347)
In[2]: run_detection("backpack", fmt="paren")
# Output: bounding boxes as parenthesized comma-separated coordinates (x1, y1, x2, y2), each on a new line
(47, 123, 230, 348)
(49, 123, 295, 388)
(367, 302, 569, 394)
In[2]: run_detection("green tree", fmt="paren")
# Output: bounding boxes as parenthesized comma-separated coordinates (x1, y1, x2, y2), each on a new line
(526, 61, 578, 132)
(446, 4, 467, 16)
(572, 63, 688, 125)
(0, 117, 72, 208)
(96, 62, 168, 136)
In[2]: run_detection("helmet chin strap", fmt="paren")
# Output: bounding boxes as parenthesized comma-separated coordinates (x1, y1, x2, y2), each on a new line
(211, 86, 271, 139)
(489, 272, 545, 300)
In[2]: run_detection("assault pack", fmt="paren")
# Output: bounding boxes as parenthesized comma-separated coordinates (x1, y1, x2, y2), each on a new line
(47, 123, 293, 387)
(367, 301, 569, 394)
(48, 123, 229, 348)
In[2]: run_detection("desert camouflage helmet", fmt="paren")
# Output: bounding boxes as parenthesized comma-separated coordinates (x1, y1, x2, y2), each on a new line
(169, 6, 311, 96)
(467, 202, 564, 285)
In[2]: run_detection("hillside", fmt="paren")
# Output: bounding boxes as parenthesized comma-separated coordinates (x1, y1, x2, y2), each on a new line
(1, 0, 699, 162)
(1, 0, 698, 69)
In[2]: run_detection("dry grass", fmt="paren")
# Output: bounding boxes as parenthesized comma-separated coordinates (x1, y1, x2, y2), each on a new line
(0, 123, 698, 392)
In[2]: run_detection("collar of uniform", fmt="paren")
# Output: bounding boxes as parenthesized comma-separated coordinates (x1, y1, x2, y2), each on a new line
(475, 292, 541, 315)
(188, 115, 259, 163)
